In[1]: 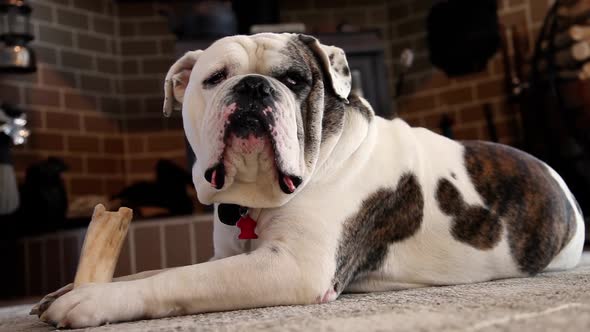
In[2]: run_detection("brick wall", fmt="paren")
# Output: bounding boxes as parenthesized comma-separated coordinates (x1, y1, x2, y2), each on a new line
(0, 0, 186, 201)
(0, 0, 128, 199)
(115, 1, 186, 184)
(281, 0, 553, 144)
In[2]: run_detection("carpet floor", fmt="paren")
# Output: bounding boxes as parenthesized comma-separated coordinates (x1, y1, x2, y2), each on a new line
(1, 253, 589, 332)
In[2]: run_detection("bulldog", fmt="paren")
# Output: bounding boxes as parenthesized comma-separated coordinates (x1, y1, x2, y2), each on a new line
(36, 33, 585, 328)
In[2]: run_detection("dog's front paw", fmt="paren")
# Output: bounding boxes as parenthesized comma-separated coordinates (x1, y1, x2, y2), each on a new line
(40, 282, 145, 328)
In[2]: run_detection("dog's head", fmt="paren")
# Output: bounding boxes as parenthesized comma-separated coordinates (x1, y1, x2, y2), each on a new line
(163, 33, 351, 207)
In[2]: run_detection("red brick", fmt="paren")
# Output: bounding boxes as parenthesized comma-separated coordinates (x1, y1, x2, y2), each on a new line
(119, 21, 137, 36)
(101, 96, 122, 114)
(454, 126, 481, 140)
(97, 57, 119, 74)
(72, 0, 104, 13)
(129, 157, 158, 173)
(57, 8, 89, 29)
(31, 2, 53, 23)
(46, 112, 81, 131)
(423, 113, 445, 129)
(103, 137, 124, 154)
(420, 70, 452, 91)
(121, 78, 161, 95)
(60, 155, 84, 173)
(84, 115, 120, 133)
(137, 20, 170, 36)
(35, 45, 58, 65)
(440, 86, 474, 106)
(26, 109, 44, 129)
(476, 79, 505, 99)
(459, 105, 486, 124)
(105, 178, 126, 196)
(143, 97, 164, 113)
(87, 157, 122, 174)
(40, 67, 76, 88)
(70, 177, 104, 196)
(12, 151, 43, 172)
(164, 117, 184, 131)
(61, 51, 94, 70)
(25, 88, 61, 107)
(122, 98, 143, 114)
(65, 92, 97, 111)
(125, 116, 165, 132)
(126, 136, 145, 153)
(38, 25, 73, 47)
(121, 59, 139, 74)
(147, 134, 184, 152)
(398, 94, 436, 112)
(80, 74, 112, 93)
(29, 132, 64, 151)
(77, 33, 109, 53)
(0, 83, 21, 104)
(118, 3, 156, 17)
(142, 58, 174, 74)
(121, 40, 157, 56)
(93, 17, 115, 35)
(159, 39, 175, 54)
(67, 135, 100, 153)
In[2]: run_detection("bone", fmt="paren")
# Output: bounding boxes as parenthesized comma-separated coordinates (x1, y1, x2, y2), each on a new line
(73, 204, 133, 287)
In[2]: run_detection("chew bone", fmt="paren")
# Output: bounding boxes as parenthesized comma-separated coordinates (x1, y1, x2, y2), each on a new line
(74, 204, 133, 287)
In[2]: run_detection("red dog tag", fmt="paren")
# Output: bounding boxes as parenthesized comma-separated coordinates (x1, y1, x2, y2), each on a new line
(236, 215, 258, 239)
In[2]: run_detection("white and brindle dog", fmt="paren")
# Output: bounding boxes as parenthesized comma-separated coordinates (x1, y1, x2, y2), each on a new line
(36, 33, 585, 328)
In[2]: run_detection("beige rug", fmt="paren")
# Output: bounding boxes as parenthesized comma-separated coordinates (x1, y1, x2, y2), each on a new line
(1, 253, 589, 332)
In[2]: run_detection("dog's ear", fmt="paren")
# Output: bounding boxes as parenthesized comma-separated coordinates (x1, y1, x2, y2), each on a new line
(163, 50, 203, 117)
(298, 34, 351, 102)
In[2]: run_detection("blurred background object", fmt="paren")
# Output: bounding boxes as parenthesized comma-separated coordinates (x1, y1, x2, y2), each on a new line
(0, 0, 36, 73)
(0, 102, 28, 215)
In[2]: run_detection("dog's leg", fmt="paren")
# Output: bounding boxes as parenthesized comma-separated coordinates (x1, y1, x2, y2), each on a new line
(41, 241, 328, 328)
(31, 268, 175, 317)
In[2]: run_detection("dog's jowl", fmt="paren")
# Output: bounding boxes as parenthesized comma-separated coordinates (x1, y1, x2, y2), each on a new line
(35, 33, 585, 328)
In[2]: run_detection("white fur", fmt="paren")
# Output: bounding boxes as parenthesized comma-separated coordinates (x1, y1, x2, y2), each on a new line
(39, 34, 585, 328)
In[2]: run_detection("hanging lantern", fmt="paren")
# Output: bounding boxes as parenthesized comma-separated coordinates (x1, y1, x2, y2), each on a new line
(0, 0, 36, 73)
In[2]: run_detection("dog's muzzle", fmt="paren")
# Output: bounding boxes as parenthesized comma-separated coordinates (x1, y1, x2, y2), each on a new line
(204, 75, 302, 195)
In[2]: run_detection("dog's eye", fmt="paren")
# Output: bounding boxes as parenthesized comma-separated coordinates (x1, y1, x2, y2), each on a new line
(281, 72, 306, 91)
(203, 69, 227, 87)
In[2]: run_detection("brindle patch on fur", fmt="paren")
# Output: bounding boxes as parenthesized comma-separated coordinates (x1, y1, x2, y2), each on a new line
(462, 141, 577, 274)
(332, 173, 424, 294)
(436, 178, 502, 249)
(285, 35, 374, 146)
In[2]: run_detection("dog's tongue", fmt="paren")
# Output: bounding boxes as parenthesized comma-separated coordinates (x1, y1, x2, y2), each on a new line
(279, 174, 302, 194)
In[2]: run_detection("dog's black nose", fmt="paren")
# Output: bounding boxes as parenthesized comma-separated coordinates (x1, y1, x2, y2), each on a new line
(234, 76, 274, 99)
